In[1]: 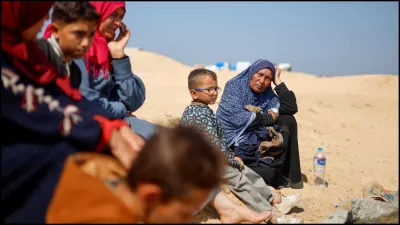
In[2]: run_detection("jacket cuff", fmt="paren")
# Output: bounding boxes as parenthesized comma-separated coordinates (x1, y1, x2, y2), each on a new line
(274, 82, 289, 95)
(111, 56, 132, 81)
(93, 115, 129, 153)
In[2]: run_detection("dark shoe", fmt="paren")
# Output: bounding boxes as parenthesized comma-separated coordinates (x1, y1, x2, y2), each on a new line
(291, 180, 304, 189)
(275, 175, 292, 190)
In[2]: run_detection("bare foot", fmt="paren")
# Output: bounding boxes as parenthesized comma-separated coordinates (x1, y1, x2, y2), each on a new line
(219, 204, 272, 224)
(211, 190, 272, 223)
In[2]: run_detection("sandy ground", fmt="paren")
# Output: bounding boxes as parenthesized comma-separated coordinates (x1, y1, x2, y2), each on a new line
(127, 49, 399, 223)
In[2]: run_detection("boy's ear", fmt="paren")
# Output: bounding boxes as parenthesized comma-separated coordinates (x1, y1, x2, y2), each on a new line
(50, 22, 61, 39)
(189, 89, 198, 100)
(136, 183, 163, 212)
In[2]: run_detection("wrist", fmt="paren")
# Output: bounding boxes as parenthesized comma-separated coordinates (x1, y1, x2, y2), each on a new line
(274, 79, 282, 86)
(111, 51, 126, 59)
(109, 129, 118, 149)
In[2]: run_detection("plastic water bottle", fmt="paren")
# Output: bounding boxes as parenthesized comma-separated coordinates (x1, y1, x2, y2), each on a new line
(313, 147, 326, 187)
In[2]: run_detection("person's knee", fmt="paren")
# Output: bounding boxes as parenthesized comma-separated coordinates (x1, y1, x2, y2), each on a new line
(278, 115, 297, 128)
(268, 170, 280, 183)
(124, 117, 156, 141)
(257, 168, 279, 185)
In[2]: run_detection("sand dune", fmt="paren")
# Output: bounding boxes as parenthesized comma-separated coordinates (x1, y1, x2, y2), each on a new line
(127, 50, 399, 223)
(126, 48, 192, 76)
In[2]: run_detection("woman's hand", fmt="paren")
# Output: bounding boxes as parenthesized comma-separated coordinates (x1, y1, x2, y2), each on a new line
(268, 127, 283, 147)
(273, 67, 282, 86)
(244, 104, 263, 113)
(108, 22, 130, 59)
(109, 126, 145, 169)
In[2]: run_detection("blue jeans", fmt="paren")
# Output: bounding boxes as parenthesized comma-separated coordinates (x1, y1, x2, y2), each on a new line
(124, 116, 156, 141)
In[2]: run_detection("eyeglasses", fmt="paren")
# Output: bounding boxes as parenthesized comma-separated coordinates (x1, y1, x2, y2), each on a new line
(193, 87, 221, 95)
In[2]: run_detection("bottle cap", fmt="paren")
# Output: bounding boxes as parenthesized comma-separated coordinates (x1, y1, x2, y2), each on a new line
(318, 147, 323, 151)
(271, 108, 279, 114)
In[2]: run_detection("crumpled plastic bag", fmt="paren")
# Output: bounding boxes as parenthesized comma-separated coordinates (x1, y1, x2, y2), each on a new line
(363, 181, 398, 206)
(322, 198, 398, 224)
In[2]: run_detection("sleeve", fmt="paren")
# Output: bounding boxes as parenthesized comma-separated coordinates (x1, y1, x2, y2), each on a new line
(216, 123, 241, 170)
(111, 57, 146, 113)
(274, 82, 298, 115)
(247, 112, 275, 131)
(209, 127, 241, 170)
(1, 68, 127, 152)
(182, 108, 241, 169)
(77, 59, 127, 119)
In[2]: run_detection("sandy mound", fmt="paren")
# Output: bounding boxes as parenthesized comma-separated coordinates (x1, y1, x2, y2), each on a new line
(125, 48, 193, 76)
(127, 50, 399, 223)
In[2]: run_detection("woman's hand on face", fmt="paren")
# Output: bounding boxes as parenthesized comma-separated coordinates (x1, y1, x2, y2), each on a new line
(267, 109, 279, 123)
(109, 126, 145, 169)
(273, 67, 282, 86)
(108, 22, 130, 59)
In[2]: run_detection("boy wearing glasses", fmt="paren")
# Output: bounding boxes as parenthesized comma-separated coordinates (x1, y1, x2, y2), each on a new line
(179, 69, 302, 223)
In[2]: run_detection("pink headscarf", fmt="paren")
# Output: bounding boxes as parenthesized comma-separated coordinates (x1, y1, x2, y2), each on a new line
(43, 1, 126, 79)
(87, 1, 126, 78)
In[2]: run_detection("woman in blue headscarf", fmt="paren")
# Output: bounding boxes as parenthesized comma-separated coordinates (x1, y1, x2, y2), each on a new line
(216, 59, 302, 189)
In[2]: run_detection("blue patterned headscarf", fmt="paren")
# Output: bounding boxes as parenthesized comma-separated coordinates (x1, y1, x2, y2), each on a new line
(216, 59, 280, 147)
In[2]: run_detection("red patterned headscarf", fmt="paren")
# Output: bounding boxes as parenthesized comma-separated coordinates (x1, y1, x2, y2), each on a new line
(1, 1, 81, 101)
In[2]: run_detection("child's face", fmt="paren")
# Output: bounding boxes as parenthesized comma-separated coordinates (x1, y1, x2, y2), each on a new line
(190, 75, 220, 105)
(51, 19, 97, 61)
(141, 186, 211, 223)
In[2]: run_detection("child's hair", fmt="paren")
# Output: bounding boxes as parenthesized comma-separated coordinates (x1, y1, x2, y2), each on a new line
(188, 69, 217, 89)
(51, 1, 100, 24)
(127, 124, 224, 202)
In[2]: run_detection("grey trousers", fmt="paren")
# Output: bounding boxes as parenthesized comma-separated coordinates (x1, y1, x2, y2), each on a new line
(193, 186, 221, 215)
(224, 165, 274, 212)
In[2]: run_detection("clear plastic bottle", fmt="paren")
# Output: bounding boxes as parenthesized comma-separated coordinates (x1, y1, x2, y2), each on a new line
(313, 147, 326, 187)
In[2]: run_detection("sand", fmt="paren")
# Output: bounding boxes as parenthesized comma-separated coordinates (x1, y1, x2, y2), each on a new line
(126, 49, 399, 223)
